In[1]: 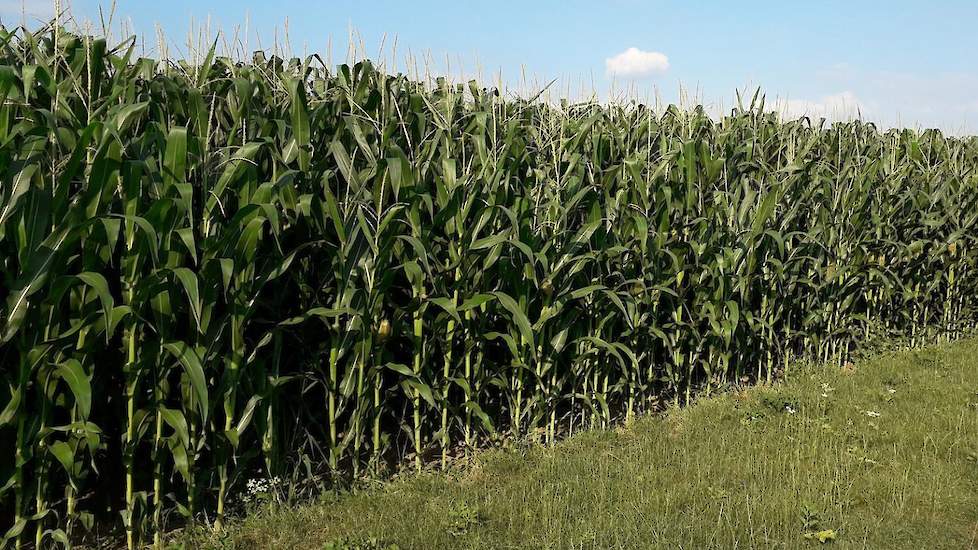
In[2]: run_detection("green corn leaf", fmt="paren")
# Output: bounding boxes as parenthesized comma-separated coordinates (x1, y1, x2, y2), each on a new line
(196, 38, 218, 87)
(0, 387, 20, 426)
(0, 163, 36, 228)
(56, 359, 92, 419)
(160, 407, 191, 449)
(290, 78, 311, 171)
(163, 126, 188, 188)
(385, 362, 416, 378)
(3, 226, 73, 342)
(403, 379, 437, 408)
(492, 291, 534, 348)
(163, 341, 209, 422)
(172, 268, 203, 333)
(48, 441, 75, 474)
(429, 296, 461, 324)
(76, 272, 114, 342)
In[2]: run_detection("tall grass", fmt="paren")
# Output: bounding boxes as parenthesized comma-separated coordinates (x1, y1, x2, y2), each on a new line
(0, 22, 975, 547)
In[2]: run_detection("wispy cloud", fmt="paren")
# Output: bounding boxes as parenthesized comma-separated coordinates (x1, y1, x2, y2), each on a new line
(862, 71, 978, 133)
(605, 47, 669, 78)
(805, 64, 978, 134)
(768, 91, 864, 121)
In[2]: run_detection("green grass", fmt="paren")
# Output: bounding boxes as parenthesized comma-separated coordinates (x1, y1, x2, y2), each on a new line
(177, 338, 978, 549)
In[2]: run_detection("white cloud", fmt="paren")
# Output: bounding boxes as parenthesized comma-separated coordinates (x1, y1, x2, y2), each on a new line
(869, 72, 978, 135)
(804, 65, 978, 134)
(768, 91, 864, 121)
(605, 47, 670, 78)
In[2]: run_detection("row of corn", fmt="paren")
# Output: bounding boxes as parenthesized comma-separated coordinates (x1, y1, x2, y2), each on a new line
(0, 25, 976, 548)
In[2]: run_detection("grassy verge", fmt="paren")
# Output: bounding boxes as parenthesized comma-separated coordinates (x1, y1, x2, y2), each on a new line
(179, 339, 978, 549)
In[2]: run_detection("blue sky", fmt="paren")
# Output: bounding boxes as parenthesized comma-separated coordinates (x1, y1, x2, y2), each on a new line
(5, 0, 977, 134)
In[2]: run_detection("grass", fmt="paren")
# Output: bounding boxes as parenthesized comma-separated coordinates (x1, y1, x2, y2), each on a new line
(177, 338, 978, 549)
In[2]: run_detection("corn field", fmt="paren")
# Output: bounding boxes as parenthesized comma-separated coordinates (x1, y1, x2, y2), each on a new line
(1, 23, 977, 548)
